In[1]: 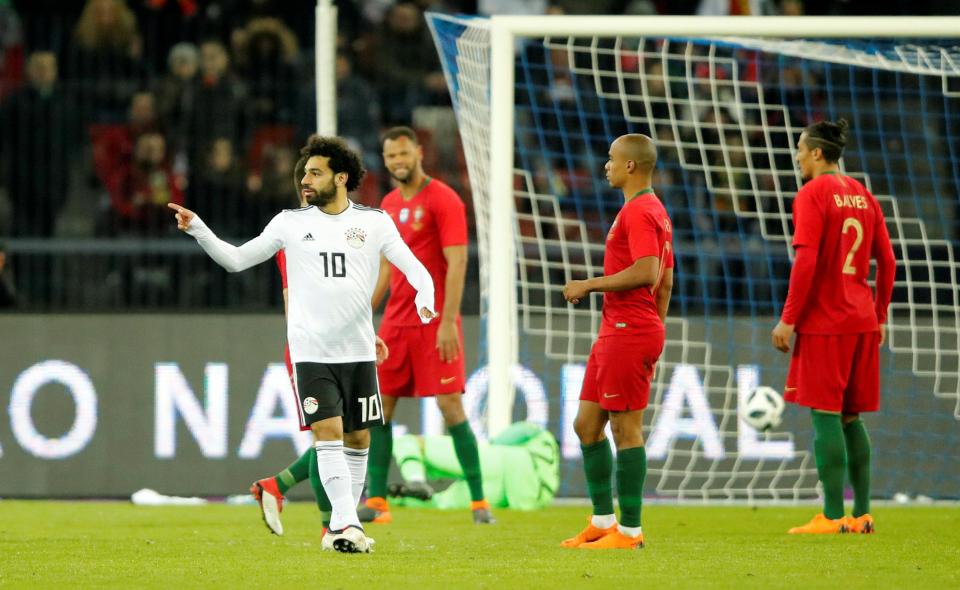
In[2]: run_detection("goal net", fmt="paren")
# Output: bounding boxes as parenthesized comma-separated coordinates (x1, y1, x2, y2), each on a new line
(427, 14, 960, 501)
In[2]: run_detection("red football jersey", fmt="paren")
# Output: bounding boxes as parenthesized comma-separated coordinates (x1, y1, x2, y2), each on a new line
(276, 249, 288, 289)
(381, 178, 468, 326)
(599, 189, 674, 337)
(782, 172, 895, 334)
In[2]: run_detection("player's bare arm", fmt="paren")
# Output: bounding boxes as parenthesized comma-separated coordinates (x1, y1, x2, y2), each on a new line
(375, 336, 389, 366)
(371, 255, 391, 311)
(381, 216, 437, 323)
(563, 255, 660, 304)
(437, 244, 467, 362)
(771, 321, 795, 353)
(655, 267, 673, 323)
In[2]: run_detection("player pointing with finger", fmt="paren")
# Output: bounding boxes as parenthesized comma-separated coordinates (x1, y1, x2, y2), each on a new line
(772, 119, 896, 535)
(170, 136, 435, 553)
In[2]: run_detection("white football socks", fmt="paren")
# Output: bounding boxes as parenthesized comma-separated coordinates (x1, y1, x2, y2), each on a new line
(315, 440, 360, 531)
(591, 514, 616, 529)
(343, 446, 369, 507)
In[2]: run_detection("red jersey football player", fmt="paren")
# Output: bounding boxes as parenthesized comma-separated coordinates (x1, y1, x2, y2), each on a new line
(772, 118, 896, 534)
(360, 126, 493, 525)
(560, 134, 674, 550)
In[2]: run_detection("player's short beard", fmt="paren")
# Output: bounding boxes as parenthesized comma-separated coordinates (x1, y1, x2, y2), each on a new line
(389, 167, 411, 184)
(306, 179, 337, 207)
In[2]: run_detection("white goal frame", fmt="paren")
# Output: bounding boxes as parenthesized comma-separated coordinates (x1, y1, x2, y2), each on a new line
(484, 15, 960, 436)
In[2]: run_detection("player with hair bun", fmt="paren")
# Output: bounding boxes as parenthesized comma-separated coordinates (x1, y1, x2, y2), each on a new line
(772, 118, 896, 535)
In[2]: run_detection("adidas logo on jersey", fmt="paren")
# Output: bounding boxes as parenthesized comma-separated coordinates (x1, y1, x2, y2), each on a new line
(302, 233, 315, 241)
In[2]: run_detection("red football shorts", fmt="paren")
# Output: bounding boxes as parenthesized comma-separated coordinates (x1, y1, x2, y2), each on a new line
(785, 331, 881, 414)
(580, 334, 664, 411)
(377, 318, 466, 397)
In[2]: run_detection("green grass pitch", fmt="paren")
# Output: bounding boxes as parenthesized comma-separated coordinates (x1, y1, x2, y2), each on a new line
(1, 501, 958, 589)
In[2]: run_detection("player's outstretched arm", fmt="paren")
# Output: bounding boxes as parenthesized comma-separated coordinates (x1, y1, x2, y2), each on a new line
(168, 203, 282, 273)
(655, 267, 673, 323)
(380, 215, 436, 322)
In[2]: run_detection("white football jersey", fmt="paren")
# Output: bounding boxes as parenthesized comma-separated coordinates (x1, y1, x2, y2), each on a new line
(186, 202, 435, 363)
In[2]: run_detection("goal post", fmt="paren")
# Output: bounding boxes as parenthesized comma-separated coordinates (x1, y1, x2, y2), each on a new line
(315, 0, 337, 135)
(429, 13, 960, 500)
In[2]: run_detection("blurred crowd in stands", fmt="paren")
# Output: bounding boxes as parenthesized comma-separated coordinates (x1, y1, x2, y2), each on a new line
(0, 0, 956, 309)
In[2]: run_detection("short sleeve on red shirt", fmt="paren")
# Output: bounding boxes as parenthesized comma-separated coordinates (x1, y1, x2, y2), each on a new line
(792, 185, 824, 249)
(625, 206, 660, 260)
(598, 194, 672, 338)
(431, 185, 468, 249)
(276, 250, 288, 289)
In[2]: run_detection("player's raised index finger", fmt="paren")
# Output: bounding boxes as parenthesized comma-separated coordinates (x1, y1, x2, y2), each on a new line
(167, 203, 184, 212)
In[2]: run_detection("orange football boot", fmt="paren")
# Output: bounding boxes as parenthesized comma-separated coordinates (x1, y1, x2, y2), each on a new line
(580, 529, 645, 550)
(847, 514, 875, 534)
(560, 518, 618, 548)
(250, 477, 284, 536)
(787, 513, 849, 534)
(360, 496, 393, 524)
(471, 499, 496, 524)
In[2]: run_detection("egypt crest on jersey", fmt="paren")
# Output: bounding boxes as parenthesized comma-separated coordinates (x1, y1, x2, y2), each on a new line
(345, 227, 366, 249)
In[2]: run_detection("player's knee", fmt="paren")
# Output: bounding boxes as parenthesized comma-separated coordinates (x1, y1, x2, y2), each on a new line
(573, 415, 604, 444)
(344, 429, 370, 449)
(437, 394, 466, 425)
(311, 418, 343, 441)
(612, 431, 645, 450)
(609, 421, 643, 448)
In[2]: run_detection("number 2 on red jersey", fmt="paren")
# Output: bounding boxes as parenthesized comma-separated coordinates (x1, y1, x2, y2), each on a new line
(841, 217, 864, 275)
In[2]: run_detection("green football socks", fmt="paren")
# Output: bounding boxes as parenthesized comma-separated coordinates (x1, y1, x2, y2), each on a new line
(843, 418, 872, 517)
(616, 446, 647, 528)
(811, 410, 846, 520)
(449, 420, 485, 502)
(308, 449, 333, 528)
(581, 438, 615, 517)
(275, 448, 312, 495)
(367, 422, 393, 499)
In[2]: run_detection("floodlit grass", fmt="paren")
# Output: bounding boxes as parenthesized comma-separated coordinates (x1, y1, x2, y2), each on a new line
(0, 501, 958, 589)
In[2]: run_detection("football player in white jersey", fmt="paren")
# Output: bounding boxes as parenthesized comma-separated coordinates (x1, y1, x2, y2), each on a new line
(249, 150, 388, 542)
(169, 136, 435, 554)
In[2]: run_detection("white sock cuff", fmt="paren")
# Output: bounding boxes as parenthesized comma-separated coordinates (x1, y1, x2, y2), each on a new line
(591, 514, 617, 529)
